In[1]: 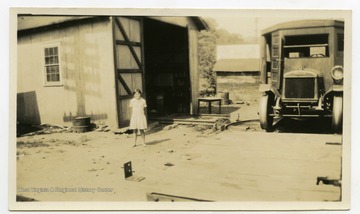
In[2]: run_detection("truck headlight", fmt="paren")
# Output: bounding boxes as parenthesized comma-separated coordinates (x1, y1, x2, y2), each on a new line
(330, 66, 344, 84)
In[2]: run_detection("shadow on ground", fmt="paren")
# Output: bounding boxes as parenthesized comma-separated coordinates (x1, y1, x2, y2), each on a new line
(146, 138, 171, 145)
(16, 124, 42, 137)
(275, 118, 335, 134)
(16, 195, 37, 202)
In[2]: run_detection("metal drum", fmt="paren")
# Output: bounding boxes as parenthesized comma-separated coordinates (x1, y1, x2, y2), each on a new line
(72, 116, 91, 133)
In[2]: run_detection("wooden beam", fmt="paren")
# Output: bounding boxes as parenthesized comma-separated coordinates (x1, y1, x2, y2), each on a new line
(111, 17, 121, 128)
(114, 17, 142, 69)
(188, 27, 199, 115)
(118, 74, 132, 95)
(116, 40, 141, 47)
(117, 69, 142, 73)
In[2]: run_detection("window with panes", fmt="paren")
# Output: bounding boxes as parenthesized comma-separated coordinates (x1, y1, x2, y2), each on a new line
(44, 46, 61, 85)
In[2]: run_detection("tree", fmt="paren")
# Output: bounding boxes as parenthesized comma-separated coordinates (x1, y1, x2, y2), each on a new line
(197, 17, 252, 96)
(198, 29, 217, 96)
(203, 17, 245, 45)
(215, 29, 245, 45)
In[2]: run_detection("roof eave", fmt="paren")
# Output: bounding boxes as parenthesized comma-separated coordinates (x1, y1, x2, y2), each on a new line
(190, 17, 209, 31)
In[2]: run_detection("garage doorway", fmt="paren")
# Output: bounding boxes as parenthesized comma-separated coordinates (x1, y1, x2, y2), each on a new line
(143, 18, 191, 115)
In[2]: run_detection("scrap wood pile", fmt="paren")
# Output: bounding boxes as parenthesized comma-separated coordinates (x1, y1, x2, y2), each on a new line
(16, 123, 72, 137)
(17, 122, 116, 137)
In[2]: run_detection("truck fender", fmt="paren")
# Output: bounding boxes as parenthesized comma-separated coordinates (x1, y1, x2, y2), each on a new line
(259, 84, 281, 97)
(324, 85, 343, 100)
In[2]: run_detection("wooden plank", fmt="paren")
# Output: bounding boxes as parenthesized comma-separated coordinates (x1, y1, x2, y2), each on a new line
(117, 69, 142, 73)
(116, 40, 141, 47)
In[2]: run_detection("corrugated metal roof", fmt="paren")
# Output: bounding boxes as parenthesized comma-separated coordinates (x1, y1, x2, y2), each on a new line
(213, 59, 260, 72)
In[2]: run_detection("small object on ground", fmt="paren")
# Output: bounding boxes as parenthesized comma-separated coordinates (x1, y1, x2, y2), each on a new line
(96, 125, 108, 132)
(164, 162, 174, 167)
(124, 161, 145, 182)
(114, 129, 134, 135)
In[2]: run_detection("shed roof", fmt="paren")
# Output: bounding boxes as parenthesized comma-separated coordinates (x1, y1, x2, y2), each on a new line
(18, 15, 209, 32)
(214, 59, 260, 72)
(18, 16, 93, 31)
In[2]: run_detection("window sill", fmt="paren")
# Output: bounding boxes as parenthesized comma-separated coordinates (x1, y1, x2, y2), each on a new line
(44, 83, 63, 87)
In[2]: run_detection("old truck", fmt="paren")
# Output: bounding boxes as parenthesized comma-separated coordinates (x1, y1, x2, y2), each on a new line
(258, 20, 344, 133)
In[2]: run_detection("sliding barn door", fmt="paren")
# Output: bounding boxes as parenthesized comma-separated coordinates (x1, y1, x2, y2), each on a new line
(113, 17, 144, 127)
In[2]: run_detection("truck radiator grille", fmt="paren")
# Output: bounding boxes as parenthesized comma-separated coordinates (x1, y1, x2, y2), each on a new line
(284, 78, 315, 99)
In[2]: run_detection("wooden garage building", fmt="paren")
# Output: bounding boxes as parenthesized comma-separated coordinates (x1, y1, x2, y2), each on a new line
(17, 16, 208, 128)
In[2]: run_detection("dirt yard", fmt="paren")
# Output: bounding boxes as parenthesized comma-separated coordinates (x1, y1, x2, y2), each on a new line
(15, 100, 343, 203)
(16, 122, 221, 201)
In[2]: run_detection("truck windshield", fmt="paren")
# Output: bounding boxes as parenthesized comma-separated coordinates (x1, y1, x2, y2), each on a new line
(283, 34, 329, 58)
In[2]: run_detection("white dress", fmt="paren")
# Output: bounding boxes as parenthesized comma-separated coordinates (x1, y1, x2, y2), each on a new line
(129, 98, 147, 130)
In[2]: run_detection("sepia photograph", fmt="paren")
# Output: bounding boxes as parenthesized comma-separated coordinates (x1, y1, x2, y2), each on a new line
(8, 7, 352, 211)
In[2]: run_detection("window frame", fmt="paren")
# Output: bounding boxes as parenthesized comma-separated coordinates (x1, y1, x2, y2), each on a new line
(42, 42, 63, 87)
(283, 34, 330, 58)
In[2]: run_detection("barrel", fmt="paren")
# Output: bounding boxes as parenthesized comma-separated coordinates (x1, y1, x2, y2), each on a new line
(217, 92, 230, 105)
(72, 116, 91, 133)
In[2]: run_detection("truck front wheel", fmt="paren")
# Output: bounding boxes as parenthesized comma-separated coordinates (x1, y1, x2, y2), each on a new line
(332, 95, 343, 133)
(259, 94, 274, 131)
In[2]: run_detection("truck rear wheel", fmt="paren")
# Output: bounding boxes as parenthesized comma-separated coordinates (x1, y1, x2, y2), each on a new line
(332, 95, 343, 133)
(259, 94, 274, 131)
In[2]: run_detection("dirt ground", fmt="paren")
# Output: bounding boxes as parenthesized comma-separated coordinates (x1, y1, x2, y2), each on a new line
(15, 100, 343, 203)
(16, 122, 221, 201)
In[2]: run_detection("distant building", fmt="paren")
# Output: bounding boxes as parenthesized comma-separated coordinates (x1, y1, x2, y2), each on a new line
(213, 45, 260, 102)
(216, 44, 260, 60)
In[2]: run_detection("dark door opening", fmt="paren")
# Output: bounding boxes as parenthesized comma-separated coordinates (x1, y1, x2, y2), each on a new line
(143, 18, 190, 115)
